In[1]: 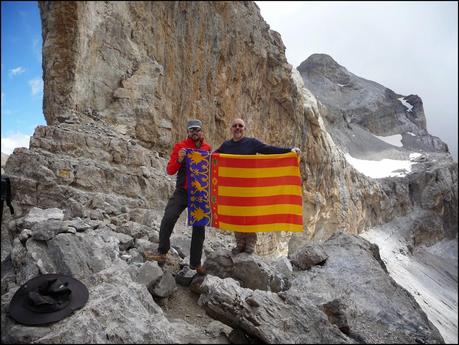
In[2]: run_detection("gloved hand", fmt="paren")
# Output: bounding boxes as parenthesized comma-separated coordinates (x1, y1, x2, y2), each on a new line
(291, 147, 301, 154)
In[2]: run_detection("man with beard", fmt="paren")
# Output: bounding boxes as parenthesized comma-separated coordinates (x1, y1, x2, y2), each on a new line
(214, 118, 301, 255)
(145, 119, 211, 275)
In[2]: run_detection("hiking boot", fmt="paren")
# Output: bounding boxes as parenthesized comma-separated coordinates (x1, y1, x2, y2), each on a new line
(231, 246, 244, 255)
(194, 265, 207, 276)
(190, 274, 206, 294)
(144, 250, 166, 264)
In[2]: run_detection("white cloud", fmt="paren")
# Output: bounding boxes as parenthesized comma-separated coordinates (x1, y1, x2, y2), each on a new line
(28, 78, 43, 96)
(8, 66, 26, 78)
(1, 132, 31, 155)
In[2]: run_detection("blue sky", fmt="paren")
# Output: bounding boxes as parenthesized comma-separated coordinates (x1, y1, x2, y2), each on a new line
(1, 1, 45, 155)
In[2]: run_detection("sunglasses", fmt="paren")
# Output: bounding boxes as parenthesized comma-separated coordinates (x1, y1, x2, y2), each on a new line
(188, 127, 202, 132)
(232, 124, 244, 128)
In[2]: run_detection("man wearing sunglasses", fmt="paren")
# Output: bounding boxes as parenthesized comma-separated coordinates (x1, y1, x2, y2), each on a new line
(214, 118, 301, 255)
(145, 119, 211, 275)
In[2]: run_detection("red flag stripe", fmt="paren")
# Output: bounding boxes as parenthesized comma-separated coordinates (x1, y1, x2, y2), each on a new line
(217, 214, 303, 225)
(217, 176, 301, 187)
(217, 195, 303, 206)
(217, 156, 299, 168)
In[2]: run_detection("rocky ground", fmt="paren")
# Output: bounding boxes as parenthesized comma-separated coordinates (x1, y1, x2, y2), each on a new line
(0, 205, 447, 344)
(160, 284, 232, 343)
(164, 211, 458, 344)
(151, 221, 234, 343)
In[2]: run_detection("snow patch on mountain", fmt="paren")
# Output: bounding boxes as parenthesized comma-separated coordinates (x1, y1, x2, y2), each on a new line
(344, 153, 415, 178)
(398, 97, 414, 112)
(373, 133, 404, 147)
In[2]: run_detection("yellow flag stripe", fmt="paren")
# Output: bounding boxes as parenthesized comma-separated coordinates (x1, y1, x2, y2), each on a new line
(218, 204, 302, 216)
(218, 185, 302, 197)
(218, 222, 304, 233)
(218, 166, 300, 178)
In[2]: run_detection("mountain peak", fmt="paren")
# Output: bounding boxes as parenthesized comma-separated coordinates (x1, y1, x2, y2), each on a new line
(297, 53, 449, 156)
(297, 53, 343, 73)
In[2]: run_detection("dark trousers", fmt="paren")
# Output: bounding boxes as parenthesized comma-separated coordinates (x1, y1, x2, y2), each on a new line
(158, 188, 205, 268)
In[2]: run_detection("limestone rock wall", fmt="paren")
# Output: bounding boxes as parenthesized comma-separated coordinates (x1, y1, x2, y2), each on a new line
(1, 122, 174, 265)
(39, 1, 304, 152)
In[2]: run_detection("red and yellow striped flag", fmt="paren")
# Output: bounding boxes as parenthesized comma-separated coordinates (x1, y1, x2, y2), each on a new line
(209, 152, 303, 232)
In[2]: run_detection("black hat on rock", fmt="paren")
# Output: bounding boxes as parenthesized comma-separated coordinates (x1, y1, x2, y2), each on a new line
(8, 274, 89, 326)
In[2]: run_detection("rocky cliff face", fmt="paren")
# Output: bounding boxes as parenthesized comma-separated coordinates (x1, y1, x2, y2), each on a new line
(39, 1, 305, 153)
(1, 2, 457, 343)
